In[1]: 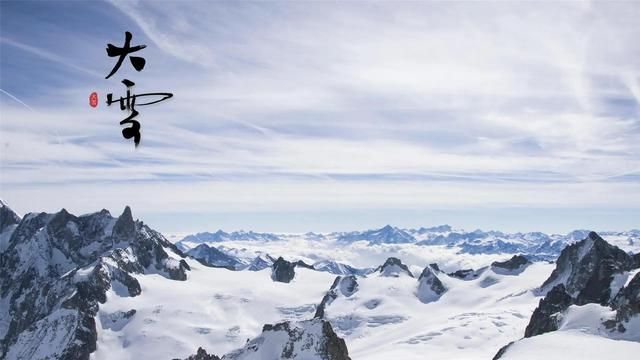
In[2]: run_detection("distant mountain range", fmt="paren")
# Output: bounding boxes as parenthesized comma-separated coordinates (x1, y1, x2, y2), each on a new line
(176, 225, 640, 259)
(181, 230, 280, 244)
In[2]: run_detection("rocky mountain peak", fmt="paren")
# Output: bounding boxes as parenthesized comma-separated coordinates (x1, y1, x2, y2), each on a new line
(112, 206, 135, 239)
(176, 347, 221, 360)
(606, 272, 640, 332)
(447, 268, 485, 280)
(314, 275, 359, 319)
(0, 200, 21, 233)
(246, 254, 274, 271)
(0, 206, 189, 359)
(491, 255, 532, 275)
(416, 265, 447, 303)
(524, 284, 573, 338)
(376, 257, 414, 277)
(224, 319, 351, 360)
(271, 257, 297, 283)
(187, 244, 242, 270)
(539, 231, 636, 305)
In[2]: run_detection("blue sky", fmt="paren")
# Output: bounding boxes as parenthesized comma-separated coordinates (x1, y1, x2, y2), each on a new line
(1, 1, 639, 235)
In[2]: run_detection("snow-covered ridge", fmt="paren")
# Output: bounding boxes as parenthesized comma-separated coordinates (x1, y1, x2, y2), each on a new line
(0, 205, 190, 359)
(495, 232, 640, 359)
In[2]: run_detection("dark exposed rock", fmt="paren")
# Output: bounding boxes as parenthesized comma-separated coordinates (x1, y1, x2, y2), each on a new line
(0, 200, 20, 234)
(447, 268, 484, 280)
(166, 259, 191, 281)
(492, 255, 531, 270)
(375, 257, 414, 277)
(176, 347, 221, 360)
(337, 275, 359, 297)
(524, 284, 573, 338)
(491, 255, 532, 275)
(269, 257, 318, 283)
(271, 257, 297, 283)
(112, 206, 135, 239)
(429, 263, 440, 272)
(539, 232, 636, 305)
(225, 319, 351, 360)
(492, 341, 514, 360)
(606, 272, 640, 332)
(314, 277, 340, 319)
(416, 266, 447, 303)
(494, 233, 640, 354)
(315, 275, 359, 319)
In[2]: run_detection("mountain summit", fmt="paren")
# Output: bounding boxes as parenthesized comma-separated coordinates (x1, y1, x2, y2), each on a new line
(0, 205, 189, 359)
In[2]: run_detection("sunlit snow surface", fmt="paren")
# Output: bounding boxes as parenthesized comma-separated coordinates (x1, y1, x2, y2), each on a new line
(90, 233, 640, 360)
(500, 330, 640, 360)
(325, 263, 553, 360)
(90, 246, 549, 360)
(94, 262, 336, 359)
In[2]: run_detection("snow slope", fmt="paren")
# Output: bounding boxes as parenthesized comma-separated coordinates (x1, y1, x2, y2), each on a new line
(324, 263, 554, 360)
(499, 330, 640, 360)
(90, 257, 556, 360)
(93, 261, 337, 359)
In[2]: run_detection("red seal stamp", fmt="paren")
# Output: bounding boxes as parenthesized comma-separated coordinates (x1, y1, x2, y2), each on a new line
(89, 92, 98, 108)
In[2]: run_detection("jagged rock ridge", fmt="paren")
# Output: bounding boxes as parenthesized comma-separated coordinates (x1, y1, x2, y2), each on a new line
(176, 347, 221, 360)
(0, 205, 189, 360)
(447, 267, 485, 280)
(491, 255, 532, 275)
(337, 225, 415, 245)
(271, 257, 298, 283)
(494, 232, 640, 359)
(315, 276, 359, 319)
(416, 265, 447, 303)
(224, 319, 351, 360)
(539, 232, 636, 305)
(606, 272, 640, 332)
(187, 243, 243, 270)
(375, 257, 414, 278)
(0, 200, 20, 233)
(524, 284, 573, 337)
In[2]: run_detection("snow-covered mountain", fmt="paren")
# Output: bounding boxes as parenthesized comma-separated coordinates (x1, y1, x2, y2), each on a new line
(0, 204, 190, 359)
(221, 319, 350, 360)
(312, 260, 374, 277)
(186, 243, 245, 270)
(494, 232, 640, 359)
(336, 225, 415, 245)
(177, 230, 280, 249)
(1, 201, 639, 360)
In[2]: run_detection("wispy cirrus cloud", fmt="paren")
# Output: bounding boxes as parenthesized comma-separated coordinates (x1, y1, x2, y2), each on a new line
(1, 0, 639, 233)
